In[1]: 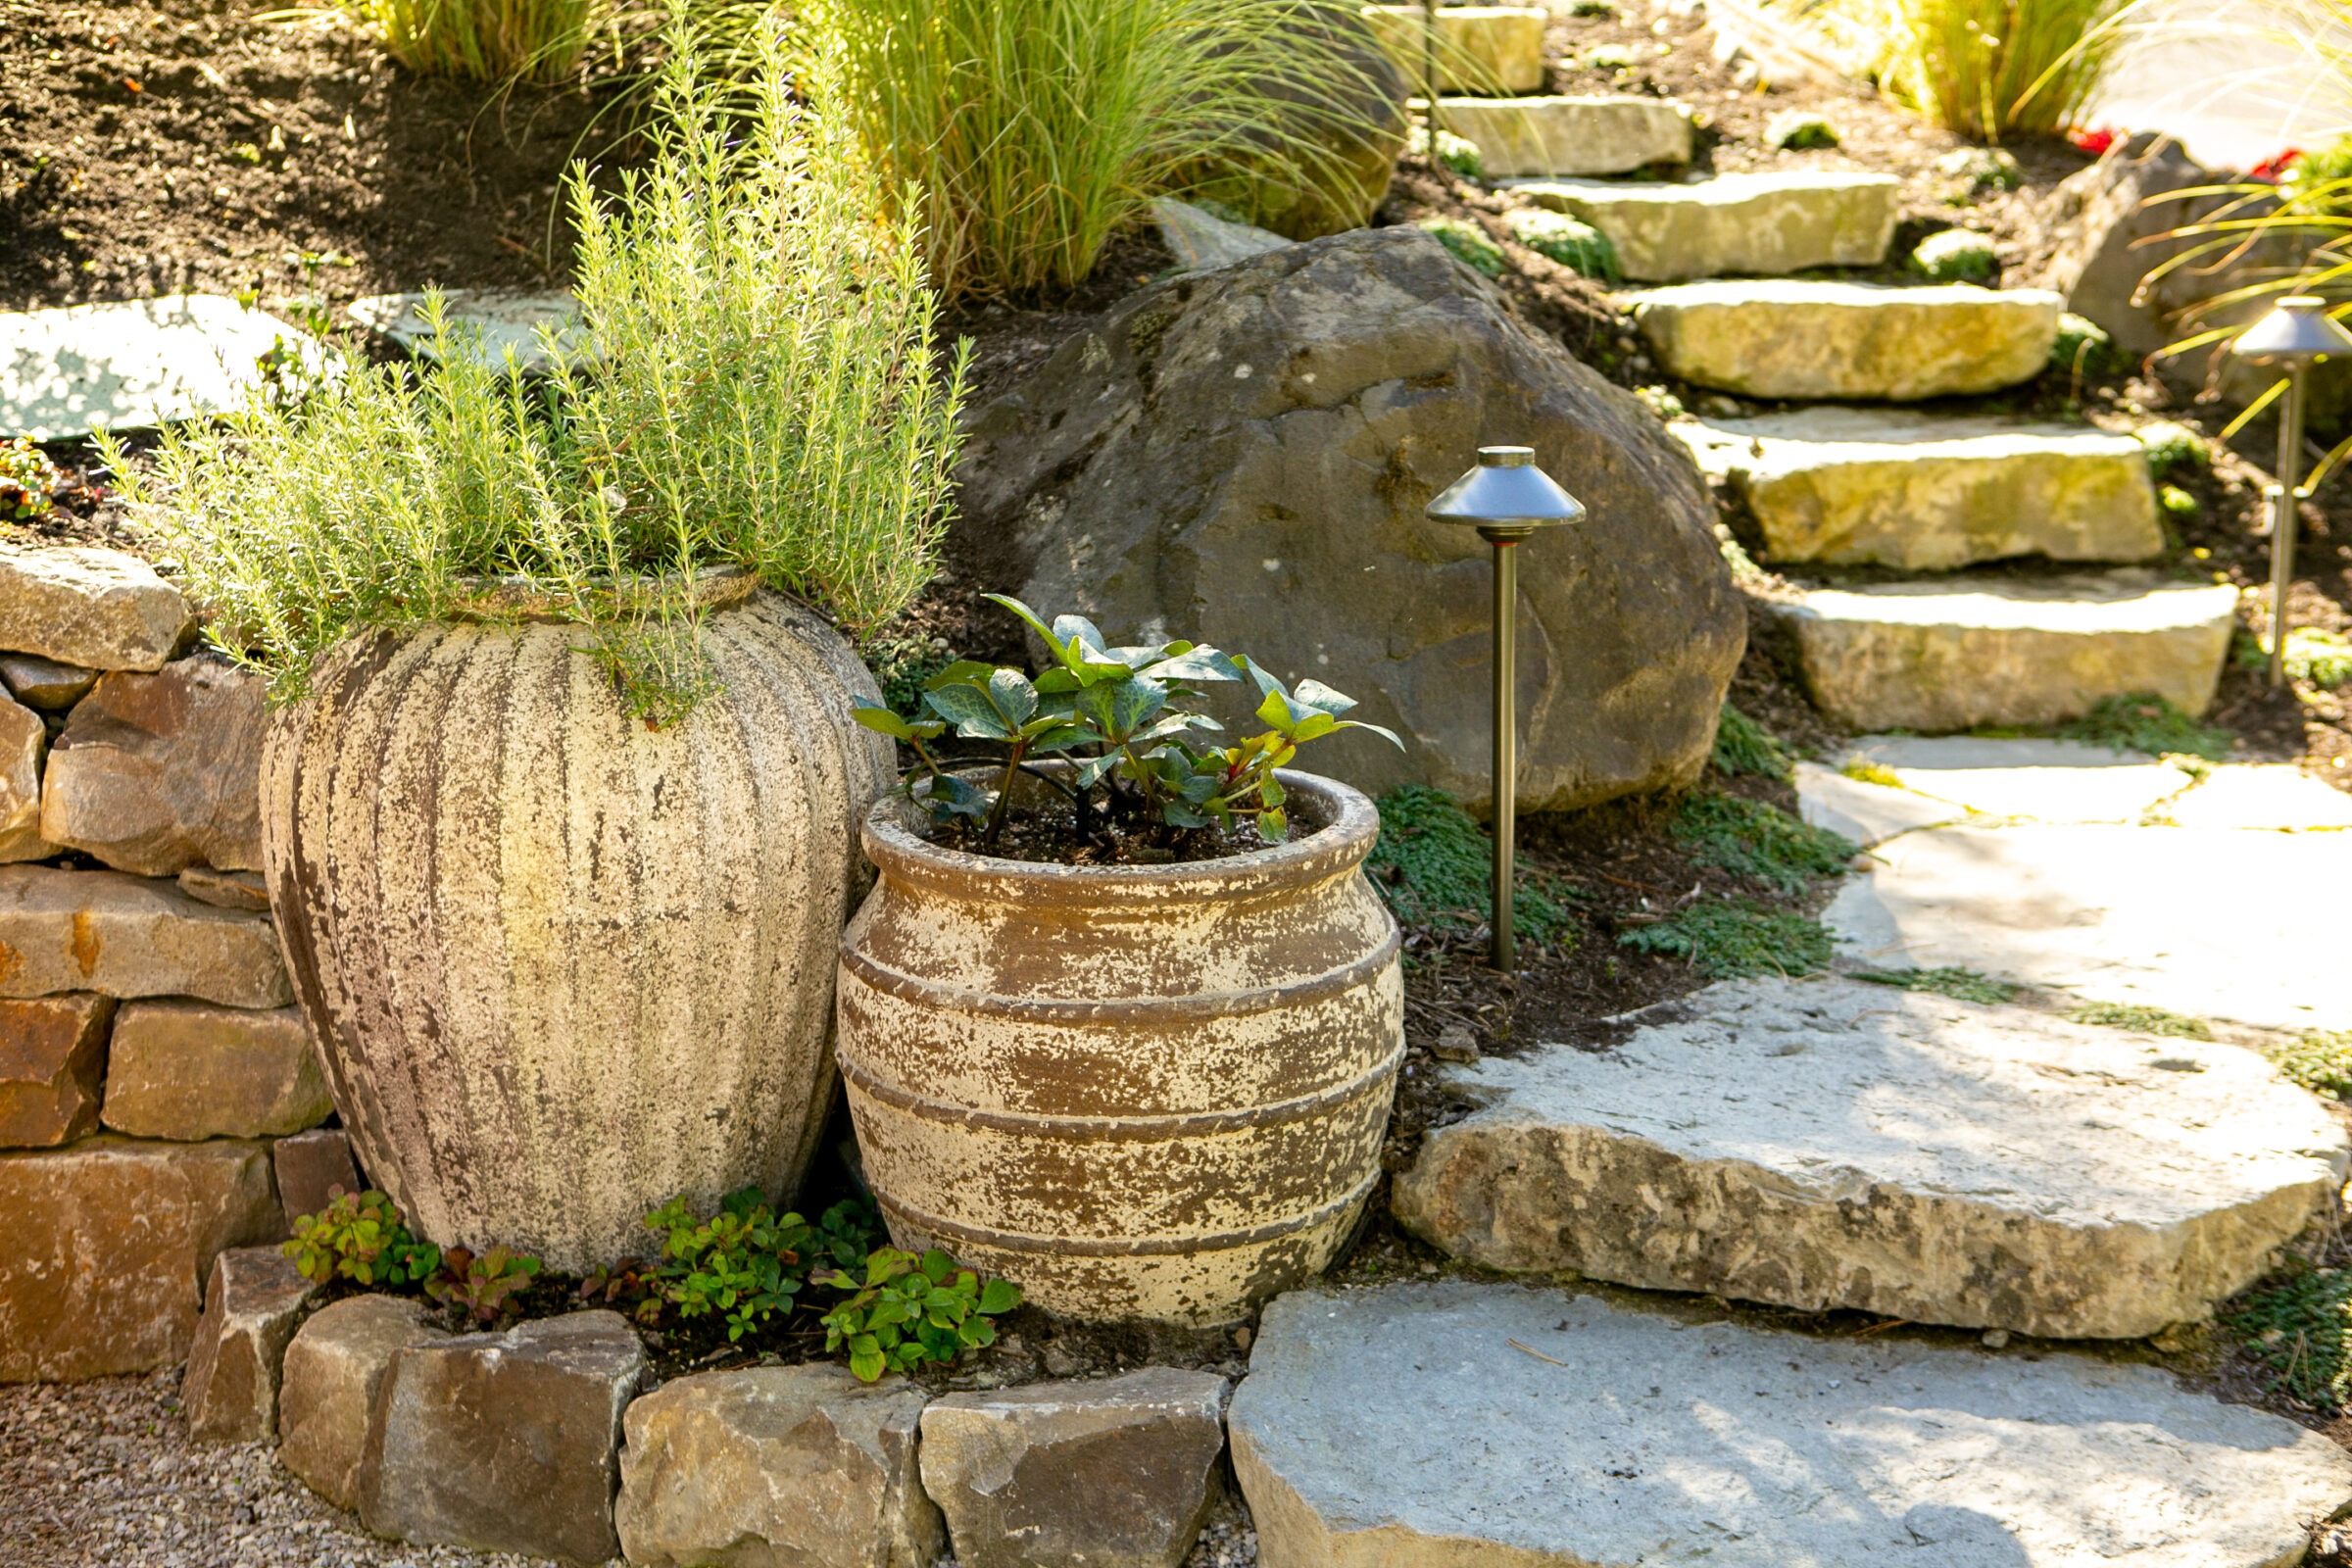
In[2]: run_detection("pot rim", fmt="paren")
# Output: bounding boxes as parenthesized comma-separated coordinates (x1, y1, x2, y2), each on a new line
(859, 764, 1380, 906)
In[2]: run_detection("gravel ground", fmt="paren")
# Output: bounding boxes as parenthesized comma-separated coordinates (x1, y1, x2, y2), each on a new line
(1, 1367, 1264, 1568)
(0, 1369, 554, 1568)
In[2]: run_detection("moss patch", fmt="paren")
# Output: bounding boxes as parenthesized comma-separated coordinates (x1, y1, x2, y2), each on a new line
(1852, 965, 2020, 1005)
(2228, 1265, 2352, 1411)
(2268, 1031, 2352, 1099)
(1617, 902, 1833, 979)
(1672, 793, 1854, 894)
(2063, 1000, 2214, 1039)
(2057, 693, 2231, 762)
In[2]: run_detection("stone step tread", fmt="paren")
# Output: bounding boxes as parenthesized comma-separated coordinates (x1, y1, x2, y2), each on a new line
(1393, 974, 2342, 1339)
(1231, 1281, 2352, 1568)
(1675, 410, 2162, 569)
(0, 296, 326, 443)
(1417, 95, 1693, 177)
(1634, 281, 2063, 400)
(1362, 4, 1547, 94)
(1508, 172, 1899, 281)
(1778, 569, 2237, 735)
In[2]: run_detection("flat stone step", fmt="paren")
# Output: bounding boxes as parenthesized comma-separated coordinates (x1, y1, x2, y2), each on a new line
(1507, 171, 1897, 280)
(0, 296, 325, 442)
(1231, 1281, 2352, 1568)
(1394, 974, 2344, 1338)
(1676, 410, 2162, 569)
(1421, 95, 1691, 176)
(1777, 570, 2237, 731)
(1633, 280, 2062, 400)
(1361, 5, 1546, 93)
(346, 290, 582, 374)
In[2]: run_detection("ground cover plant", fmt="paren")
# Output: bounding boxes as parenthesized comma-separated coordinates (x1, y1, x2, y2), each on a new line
(101, 35, 966, 724)
(2266, 1031, 2352, 1098)
(1367, 786, 1578, 948)
(2229, 1264, 2352, 1411)
(2063, 999, 2214, 1037)
(2056, 693, 2233, 760)
(808, 0, 1396, 297)
(1616, 900, 1835, 979)
(1853, 965, 2021, 1004)
(854, 594, 1399, 860)
(285, 1185, 1021, 1380)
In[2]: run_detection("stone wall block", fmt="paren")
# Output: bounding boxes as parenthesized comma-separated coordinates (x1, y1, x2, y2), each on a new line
(0, 865, 291, 1006)
(101, 1000, 330, 1140)
(0, 694, 56, 863)
(617, 1363, 941, 1568)
(0, 1135, 280, 1381)
(0, 544, 192, 673)
(0, 652, 100, 710)
(180, 1244, 317, 1443)
(277, 1295, 448, 1512)
(272, 1127, 362, 1227)
(920, 1368, 1230, 1568)
(358, 1309, 649, 1565)
(0, 992, 114, 1147)
(40, 655, 266, 876)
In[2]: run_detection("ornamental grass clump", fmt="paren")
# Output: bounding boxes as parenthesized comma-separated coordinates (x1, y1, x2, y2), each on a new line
(323, 0, 600, 82)
(805, 0, 1397, 297)
(105, 36, 966, 725)
(1762, 0, 2122, 137)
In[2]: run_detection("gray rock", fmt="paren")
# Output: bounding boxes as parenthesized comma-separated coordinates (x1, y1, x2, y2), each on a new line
(2034, 133, 2236, 361)
(1393, 975, 2345, 1338)
(0, 693, 53, 863)
(1778, 571, 2238, 731)
(277, 1294, 448, 1511)
(180, 1244, 316, 1443)
(271, 1128, 363, 1228)
(0, 543, 191, 673)
(1673, 409, 2162, 568)
(0, 865, 291, 1006)
(0, 1135, 280, 1381)
(960, 227, 1743, 814)
(1152, 200, 1295, 273)
(1633, 280, 2062, 400)
(0, 992, 114, 1148)
(920, 1368, 1230, 1568)
(616, 1364, 942, 1568)
(358, 1309, 648, 1565)
(100, 1000, 330, 1141)
(0, 651, 99, 709)
(1830, 821, 2352, 1033)
(177, 865, 269, 911)
(39, 655, 266, 876)
(1429, 96, 1691, 177)
(1361, 5, 1547, 92)
(1229, 1281, 2352, 1568)
(0, 295, 326, 442)
(1511, 171, 1899, 282)
(344, 290, 584, 375)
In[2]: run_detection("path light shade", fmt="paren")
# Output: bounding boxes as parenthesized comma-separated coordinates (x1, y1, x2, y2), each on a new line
(1425, 446, 1587, 971)
(2230, 295, 2352, 686)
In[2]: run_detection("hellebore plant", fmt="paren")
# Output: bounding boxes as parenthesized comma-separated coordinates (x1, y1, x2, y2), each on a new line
(853, 594, 1399, 857)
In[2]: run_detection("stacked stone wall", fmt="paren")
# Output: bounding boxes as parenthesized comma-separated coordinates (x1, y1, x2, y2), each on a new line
(0, 541, 359, 1383)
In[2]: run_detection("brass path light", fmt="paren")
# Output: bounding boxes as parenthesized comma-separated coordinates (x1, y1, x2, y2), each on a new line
(2230, 295, 2352, 687)
(1425, 446, 1587, 972)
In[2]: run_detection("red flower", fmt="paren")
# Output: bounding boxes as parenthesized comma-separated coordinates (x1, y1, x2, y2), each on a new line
(2249, 148, 2303, 181)
(2068, 126, 2119, 155)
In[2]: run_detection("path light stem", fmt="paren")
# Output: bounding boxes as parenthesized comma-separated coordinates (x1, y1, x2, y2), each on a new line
(1423, 0, 1442, 161)
(2229, 295, 2352, 688)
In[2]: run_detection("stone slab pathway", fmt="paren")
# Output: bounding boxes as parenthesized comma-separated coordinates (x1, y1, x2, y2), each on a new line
(0, 297, 322, 442)
(1394, 975, 2343, 1338)
(1231, 1281, 2352, 1568)
(1806, 740, 2352, 1031)
(345, 291, 582, 374)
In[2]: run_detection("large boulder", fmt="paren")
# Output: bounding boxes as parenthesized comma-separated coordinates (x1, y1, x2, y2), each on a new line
(960, 227, 1743, 813)
(2033, 133, 2241, 363)
(39, 654, 267, 876)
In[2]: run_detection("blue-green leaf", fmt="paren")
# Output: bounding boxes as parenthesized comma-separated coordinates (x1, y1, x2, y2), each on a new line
(925, 683, 1014, 740)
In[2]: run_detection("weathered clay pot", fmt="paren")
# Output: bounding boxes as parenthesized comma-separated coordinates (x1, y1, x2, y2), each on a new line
(261, 584, 892, 1272)
(835, 770, 1402, 1324)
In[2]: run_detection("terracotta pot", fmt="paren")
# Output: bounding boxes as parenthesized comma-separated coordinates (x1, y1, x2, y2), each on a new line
(261, 584, 892, 1272)
(835, 770, 1402, 1324)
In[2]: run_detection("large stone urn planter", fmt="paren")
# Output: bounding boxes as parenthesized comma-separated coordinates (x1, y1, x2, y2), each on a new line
(261, 579, 892, 1272)
(835, 771, 1403, 1324)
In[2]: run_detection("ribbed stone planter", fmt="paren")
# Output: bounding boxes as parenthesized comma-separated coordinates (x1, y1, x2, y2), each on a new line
(261, 579, 891, 1272)
(836, 771, 1402, 1325)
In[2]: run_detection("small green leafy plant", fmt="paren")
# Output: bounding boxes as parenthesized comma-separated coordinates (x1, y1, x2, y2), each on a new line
(2048, 312, 2122, 378)
(1366, 785, 1577, 946)
(1417, 216, 1506, 277)
(2135, 420, 2209, 478)
(2237, 627, 2352, 689)
(855, 595, 1399, 859)
(2228, 1264, 2352, 1410)
(0, 437, 58, 520)
(1427, 127, 1485, 179)
(1506, 210, 1621, 281)
(815, 1248, 1023, 1382)
(283, 1188, 442, 1287)
(1767, 110, 1839, 149)
(2064, 999, 2213, 1038)
(1617, 901, 1832, 979)
(425, 1246, 543, 1326)
(2269, 1031, 2352, 1099)
(1709, 704, 1792, 781)
(645, 1187, 818, 1342)
(1672, 794, 1855, 894)
(1911, 228, 1997, 282)
(1853, 965, 2019, 1004)
(2057, 694, 2231, 761)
